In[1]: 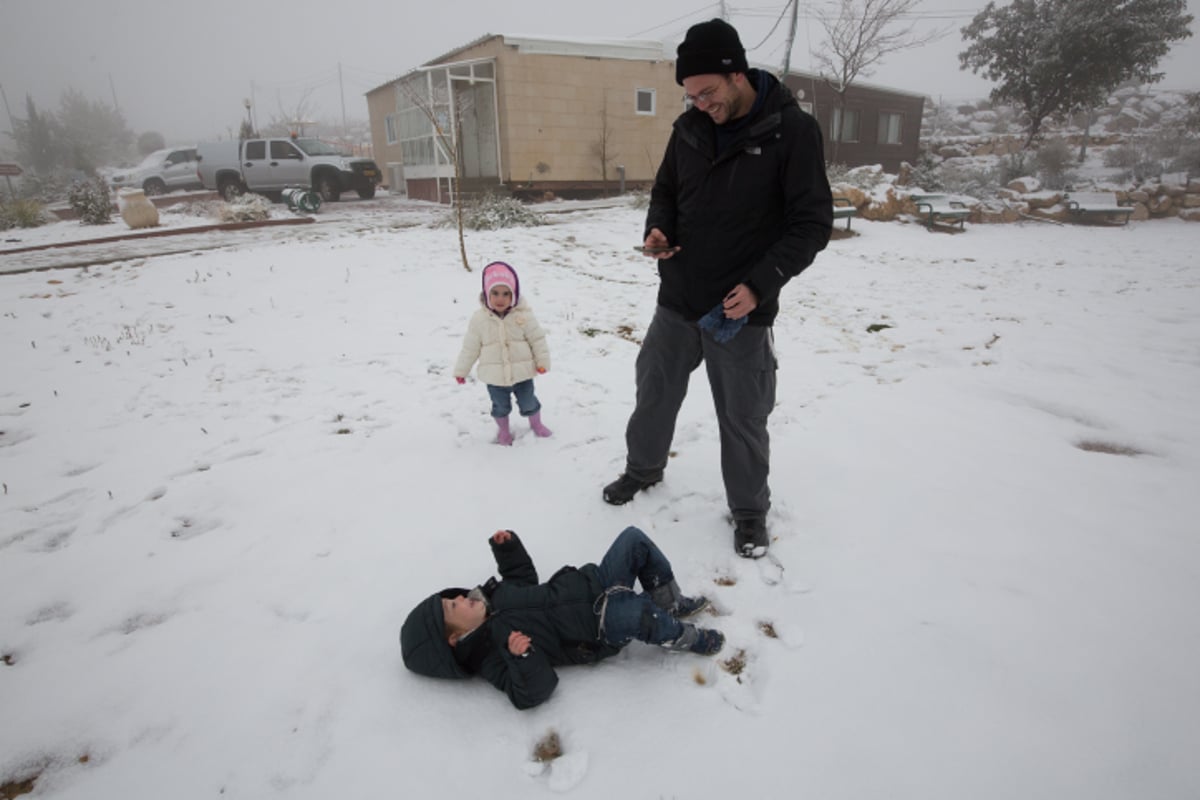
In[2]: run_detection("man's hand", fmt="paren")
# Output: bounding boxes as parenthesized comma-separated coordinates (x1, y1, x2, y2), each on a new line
(722, 283, 759, 320)
(643, 228, 679, 260)
(507, 630, 532, 656)
(491, 530, 513, 545)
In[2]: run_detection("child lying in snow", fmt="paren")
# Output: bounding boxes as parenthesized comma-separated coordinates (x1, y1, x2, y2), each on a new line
(400, 526, 724, 709)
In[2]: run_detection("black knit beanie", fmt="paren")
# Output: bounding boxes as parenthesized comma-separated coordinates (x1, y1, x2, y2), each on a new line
(675, 18, 748, 85)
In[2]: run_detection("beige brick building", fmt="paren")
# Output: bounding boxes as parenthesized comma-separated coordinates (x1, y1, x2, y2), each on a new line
(365, 34, 681, 201)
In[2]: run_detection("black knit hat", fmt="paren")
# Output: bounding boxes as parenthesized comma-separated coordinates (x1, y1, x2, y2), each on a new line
(675, 18, 748, 85)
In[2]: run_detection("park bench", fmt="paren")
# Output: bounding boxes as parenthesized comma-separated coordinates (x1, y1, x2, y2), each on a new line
(1065, 191, 1134, 225)
(911, 193, 971, 230)
(832, 197, 858, 231)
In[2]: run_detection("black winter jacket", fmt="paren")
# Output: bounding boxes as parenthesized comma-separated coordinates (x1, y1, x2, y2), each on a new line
(399, 533, 620, 710)
(645, 70, 833, 325)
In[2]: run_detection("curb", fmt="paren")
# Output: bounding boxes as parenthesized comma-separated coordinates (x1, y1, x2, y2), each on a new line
(0, 216, 316, 256)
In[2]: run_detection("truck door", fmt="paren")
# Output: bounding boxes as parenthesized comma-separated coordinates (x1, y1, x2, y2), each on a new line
(241, 140, 271, 189)
(268, 140, 309, 189)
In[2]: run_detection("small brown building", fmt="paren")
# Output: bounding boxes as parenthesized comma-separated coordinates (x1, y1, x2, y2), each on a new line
(783, 72, 925, 172)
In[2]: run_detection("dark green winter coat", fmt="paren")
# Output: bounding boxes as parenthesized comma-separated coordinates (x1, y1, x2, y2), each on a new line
(399, 533, 621, 709)
(645, 69, 833, 326)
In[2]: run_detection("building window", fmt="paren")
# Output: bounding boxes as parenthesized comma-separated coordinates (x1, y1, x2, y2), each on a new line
(878, 111, 903, 145)
(831, 108, 860, 143)
(385, 114, 398, 145)
(798, 101, 814, 115)
(636, 88, 656, 115)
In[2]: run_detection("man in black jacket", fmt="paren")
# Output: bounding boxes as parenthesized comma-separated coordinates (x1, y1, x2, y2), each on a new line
(399, 527, 724, 710)
(603, 18, 833, 559)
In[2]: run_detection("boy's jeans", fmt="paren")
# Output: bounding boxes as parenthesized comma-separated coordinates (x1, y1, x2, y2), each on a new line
(594, 526, 686, 646)
(487, 379, 541, 418)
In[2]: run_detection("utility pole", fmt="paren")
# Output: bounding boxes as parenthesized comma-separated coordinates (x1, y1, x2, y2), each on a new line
(338, 63, 348, 142)
(249, 80, 258, 132)
(779, 0, 799, 80)
(0, 82, 15, 135)
(718, 0, 729, 20)
(108, 73, 120, 112)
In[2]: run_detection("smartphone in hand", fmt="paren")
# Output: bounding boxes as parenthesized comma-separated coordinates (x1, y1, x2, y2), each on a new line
(633, 245, 680, 254)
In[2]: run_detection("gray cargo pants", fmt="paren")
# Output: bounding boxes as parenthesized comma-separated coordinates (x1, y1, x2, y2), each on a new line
(623, 305, 777, 521)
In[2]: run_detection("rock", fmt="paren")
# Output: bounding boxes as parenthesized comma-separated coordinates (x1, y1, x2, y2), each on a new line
(1025, 192, 1064, 210)
(1130, 203, 1151, 221)
(1180, 208, 1200, 222)
(1006, 176, 1040, 193)
(1148, 195, 1175, 215)
(1183, 194, 1200, 208)
(831, 185, 868, 208)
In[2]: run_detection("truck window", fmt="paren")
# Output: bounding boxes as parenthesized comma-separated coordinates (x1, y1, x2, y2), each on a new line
(244, 141, 266, 160)
(270, 141, 302, 160)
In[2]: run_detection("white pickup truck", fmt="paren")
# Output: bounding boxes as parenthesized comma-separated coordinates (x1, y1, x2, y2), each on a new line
(196, 137, 381, 202)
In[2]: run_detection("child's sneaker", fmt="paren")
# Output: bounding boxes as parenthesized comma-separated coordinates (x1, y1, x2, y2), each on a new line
(671, 595, 711, 619)
(662, 624, 725, 656)
(689, 628, 725, 656)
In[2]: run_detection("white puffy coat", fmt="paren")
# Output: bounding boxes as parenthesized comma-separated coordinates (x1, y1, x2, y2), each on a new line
(453, 296, 550, 387)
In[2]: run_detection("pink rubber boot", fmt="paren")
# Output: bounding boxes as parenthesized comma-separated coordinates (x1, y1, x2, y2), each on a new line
(495, 415, 513, 446)
(529, 411, 553, 438)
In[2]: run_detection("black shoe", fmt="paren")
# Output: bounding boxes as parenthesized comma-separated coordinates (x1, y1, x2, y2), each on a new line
(734, 518, 769, 559)
(602, 473, 659, 505)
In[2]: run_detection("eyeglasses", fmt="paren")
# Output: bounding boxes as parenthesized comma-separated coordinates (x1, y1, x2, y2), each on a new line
(682, 86, 720, 106)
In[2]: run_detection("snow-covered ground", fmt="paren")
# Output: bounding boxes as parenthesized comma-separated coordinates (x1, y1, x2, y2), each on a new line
(2, 199, 1198, 799)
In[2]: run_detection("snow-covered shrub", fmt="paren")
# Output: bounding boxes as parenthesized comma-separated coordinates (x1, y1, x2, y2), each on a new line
(1035, 139, 1077, 190)
(67, 177, 113, 225)
(0, 199, 49, 229)
(906, 151, 944, 191)
(450, 193, 547, 231)
(825, 163, 885, 190)
(1103, 143, 1143, 168)
(219, 194, 272, 223)
(939, 163, 1003, 197)
(997, 150, 1033, 186)
(628, 190, 650, 210)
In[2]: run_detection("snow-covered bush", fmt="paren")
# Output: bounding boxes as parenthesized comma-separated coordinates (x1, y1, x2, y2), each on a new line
(825, 163, 886, 190)
(66, 177, 113, 225)
(219, 194, 272, 223)
(449, 193, 547, 231)
(907, 151, 945, 191)
(1035, 139, 1077, 190)
(0, 199, 49, 230)
(938, 163, 1003, 197)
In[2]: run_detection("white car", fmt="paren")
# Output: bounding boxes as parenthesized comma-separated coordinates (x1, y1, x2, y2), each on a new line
(109, 147, 204, 195)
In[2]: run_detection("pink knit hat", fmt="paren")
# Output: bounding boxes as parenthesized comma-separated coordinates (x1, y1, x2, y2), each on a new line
(482, 261, 520, 311)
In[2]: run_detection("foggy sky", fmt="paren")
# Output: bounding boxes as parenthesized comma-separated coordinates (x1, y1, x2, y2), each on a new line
(2, 0, 1197, 153)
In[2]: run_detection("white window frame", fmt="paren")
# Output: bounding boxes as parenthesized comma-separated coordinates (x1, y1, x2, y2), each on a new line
(878, 111, 903, 145)
(635, 88, 656, 116)
(831, 107, 860, 143)
(385, 114, 398, 145)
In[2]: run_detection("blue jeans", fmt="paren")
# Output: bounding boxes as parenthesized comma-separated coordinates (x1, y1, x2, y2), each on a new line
(486, 379, 541, 418)
(594, 526, 685, 647)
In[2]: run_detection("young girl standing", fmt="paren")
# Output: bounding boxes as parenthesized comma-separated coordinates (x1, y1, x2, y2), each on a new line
(453, 261, 552, 445)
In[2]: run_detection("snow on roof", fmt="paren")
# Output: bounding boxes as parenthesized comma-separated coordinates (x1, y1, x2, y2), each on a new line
(428, 33, 670, 65)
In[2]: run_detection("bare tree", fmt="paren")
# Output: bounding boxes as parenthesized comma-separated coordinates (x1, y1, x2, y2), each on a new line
(265, 88, 318, 137)
(397, 72, 472, 272)
(813, 0, 946, 162)
(590, 97, 619, 196)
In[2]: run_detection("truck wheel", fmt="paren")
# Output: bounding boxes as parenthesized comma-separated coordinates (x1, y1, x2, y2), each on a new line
(356, 185, 376, 200)
(316, 174, 341, 202)
(143, 178, 167, 196)
(218, 178, 244, 201)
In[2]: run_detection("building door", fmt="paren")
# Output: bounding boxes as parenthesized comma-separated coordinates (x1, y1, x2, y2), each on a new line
(454, 81, 498, 180)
